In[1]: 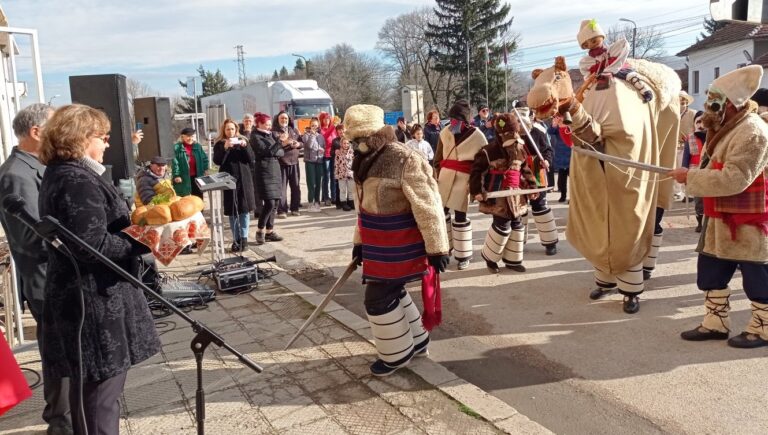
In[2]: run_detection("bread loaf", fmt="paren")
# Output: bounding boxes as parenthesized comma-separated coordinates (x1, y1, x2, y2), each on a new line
(131, 206, 148, 225)
(188, 195, 205, 212)
(170, 196, 197, 221)
(144, 204, 172, 225)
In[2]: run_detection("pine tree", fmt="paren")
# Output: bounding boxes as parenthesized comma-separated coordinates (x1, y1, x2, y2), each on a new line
(177, 66, 233, 113)
(272, 70, 279, 80)
(294, 58, 305, 73)
(699, 17, 728, 41)
(279, 66, 289, 79)
(426, 0, 514, 108)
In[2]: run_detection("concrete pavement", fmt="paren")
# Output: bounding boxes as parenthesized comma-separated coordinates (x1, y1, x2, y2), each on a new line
(254, 192, 768, 435)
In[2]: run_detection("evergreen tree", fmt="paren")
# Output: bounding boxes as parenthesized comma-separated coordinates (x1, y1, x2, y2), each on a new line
(272, 69, 279, 80)
(279, 66, 289, 78)
(426, 0, 514, 108)
(177, 65, 233, 113)
(294, 58, 306, 76)
(699, 17, 728, 41)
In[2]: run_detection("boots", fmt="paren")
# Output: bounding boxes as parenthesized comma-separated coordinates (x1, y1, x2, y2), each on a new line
(255, 232, 265, 245)
(335, 199, 342, 209)
(240, 238, 248, 252)
(728, 302, 768, 348)
(342, 200, 352, 211)
(681, 289, 731, 341)
(695, 215, 703, 233)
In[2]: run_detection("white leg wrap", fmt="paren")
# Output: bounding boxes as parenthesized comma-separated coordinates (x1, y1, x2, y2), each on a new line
(617, 263, 644, 295)
(702, 288, 731, 333)
(399, 291, 429, 351)
(367, 302, 414, 367)
(594, 268, 617, 289)
(643, 234, 663, 272)
(745, 302, 768, 339)
(481, 224, 511, 264)
(522, 212, 529, 244)
(532, 208, 558, 245)
(502, 226, 525, 266)
(452, 220, 473, 261)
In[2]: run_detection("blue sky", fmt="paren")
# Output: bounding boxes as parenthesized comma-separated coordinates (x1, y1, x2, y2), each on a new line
(3, 0, 709, 106)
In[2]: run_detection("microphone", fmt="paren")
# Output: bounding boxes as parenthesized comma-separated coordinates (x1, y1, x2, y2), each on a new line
(1, 194, 62, 248)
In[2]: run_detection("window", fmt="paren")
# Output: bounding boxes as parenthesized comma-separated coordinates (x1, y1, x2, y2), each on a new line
(714, 67, 720, 79)
(693, 70, 700, 94)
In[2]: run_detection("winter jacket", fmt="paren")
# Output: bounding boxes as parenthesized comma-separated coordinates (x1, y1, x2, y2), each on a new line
(547, 125, 572, 170)
(134, 167, 175, 207)
(335, 146, 354, 180)
(302, 131, 326, 163)
(687, 107, 768, 263)
(423, 123, 441, 153)
(251, 129, 284, 200)
(321, 125, 338, 158)
(39, 159, 160, 381)
(472, 114, 496, 142)
(172, 141, 209, 196)
(213, 138, 258, 215)
(273, 124, 301, 166)
(395, 126, 411, 143)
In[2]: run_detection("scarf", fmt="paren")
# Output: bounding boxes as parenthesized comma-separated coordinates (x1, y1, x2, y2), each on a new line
(352, 142, 387, 184)
(421, 266, 441, 331)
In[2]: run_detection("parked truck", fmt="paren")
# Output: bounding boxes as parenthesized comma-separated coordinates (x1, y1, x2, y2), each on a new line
(201, 80, 334, 133)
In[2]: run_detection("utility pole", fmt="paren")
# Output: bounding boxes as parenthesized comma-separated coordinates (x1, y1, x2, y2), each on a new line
(484, 42, 489, 107)
(619, 18, 637, 58)
(235, 45, 247, 87)
(466, 39, 471, 105)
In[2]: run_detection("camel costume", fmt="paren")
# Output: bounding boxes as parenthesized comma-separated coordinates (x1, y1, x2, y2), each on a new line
(527, 50, 680, 314)
(469, 113, 539, 273)
(346, 104, 450, 375)
(680, 66, 768, 349)
(434, 100, 488, 269)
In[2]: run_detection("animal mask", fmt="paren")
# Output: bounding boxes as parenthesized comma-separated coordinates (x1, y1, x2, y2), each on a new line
(527, 56, 574, 120)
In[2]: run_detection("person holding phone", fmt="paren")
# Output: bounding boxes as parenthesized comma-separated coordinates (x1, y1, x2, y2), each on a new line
(213, 119, 256, 252)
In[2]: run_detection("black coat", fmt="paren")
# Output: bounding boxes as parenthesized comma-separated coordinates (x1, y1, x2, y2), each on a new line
(213, 139, 257, 215)
(250, 130, 284, 200)
(39, 160, 160, 382)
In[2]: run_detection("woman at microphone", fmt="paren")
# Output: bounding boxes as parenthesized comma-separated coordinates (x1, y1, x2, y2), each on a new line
(37, 104, 160, 435)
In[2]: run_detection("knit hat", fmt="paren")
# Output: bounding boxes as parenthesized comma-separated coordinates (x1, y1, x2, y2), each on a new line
(343, 104, 385, 141)
(577, 19, 605, 49)
(752, 88, 768, 108)
(448, 100, 471, 123)
(711, 65, 764, 108)
(679, 91, 694, 105)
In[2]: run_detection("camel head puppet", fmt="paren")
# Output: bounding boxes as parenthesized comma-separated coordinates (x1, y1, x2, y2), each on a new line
(527, 56, 575, 120)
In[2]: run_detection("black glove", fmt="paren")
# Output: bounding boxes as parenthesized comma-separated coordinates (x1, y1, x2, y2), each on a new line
(352, 245, 363, 266)
(428, 254, 450, 273)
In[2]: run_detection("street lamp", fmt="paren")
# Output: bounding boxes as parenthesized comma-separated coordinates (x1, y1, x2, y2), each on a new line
(619, 18, 637, 59)
(47, 94, 60, 105)
(292, 53, 310, 78)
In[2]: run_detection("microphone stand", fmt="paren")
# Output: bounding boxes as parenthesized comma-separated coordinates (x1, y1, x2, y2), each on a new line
(34, 215, 262, 435)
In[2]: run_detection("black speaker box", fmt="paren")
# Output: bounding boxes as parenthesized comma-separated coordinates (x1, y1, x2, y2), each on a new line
(134, 97, 174, 162)
(69, 74, 134, 184)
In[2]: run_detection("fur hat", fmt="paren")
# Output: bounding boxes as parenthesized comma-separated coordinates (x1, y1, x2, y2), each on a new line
(711, 65, 764, 108)
(578, 19, 605, 49)
(752, 88, 768, 108)
(493, 113, 520, 142)
(448, 100, 471, 123)
(679, 91, 694, 105)
(343, 104, 385, 141)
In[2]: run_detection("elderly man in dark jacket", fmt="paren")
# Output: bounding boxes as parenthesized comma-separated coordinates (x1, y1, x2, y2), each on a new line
(273, 111, 302, 218)
(0, 103, 73, 435)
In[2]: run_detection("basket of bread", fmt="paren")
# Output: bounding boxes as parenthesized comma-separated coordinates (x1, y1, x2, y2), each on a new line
(131, 193, 205, 226)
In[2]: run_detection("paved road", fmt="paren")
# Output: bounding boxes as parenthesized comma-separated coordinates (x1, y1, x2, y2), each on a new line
(252, 192, 768, 435)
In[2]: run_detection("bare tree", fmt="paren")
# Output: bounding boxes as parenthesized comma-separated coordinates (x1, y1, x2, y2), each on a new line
(310, 44, 391, 113)
(377, 7, 458, 116)
(606, 24, 665, 61)
(126, 78, 160, 123)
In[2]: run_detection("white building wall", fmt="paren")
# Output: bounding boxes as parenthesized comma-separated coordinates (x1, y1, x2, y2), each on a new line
(686, 40, 755, 111)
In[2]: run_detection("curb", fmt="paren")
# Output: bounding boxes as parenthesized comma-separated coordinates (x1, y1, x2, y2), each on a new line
(271, 271, 553, 435)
